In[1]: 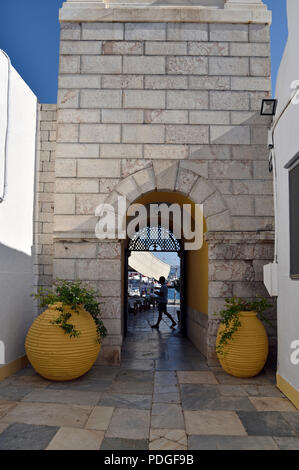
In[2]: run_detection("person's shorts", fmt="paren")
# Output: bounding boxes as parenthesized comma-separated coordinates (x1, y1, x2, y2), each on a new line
(158, 302, 167, 313)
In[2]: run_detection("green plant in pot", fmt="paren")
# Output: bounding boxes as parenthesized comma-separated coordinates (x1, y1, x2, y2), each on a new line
(215, 297, 272, 378)
(33, 279, 107, 341)
(26, 279, 107, 381)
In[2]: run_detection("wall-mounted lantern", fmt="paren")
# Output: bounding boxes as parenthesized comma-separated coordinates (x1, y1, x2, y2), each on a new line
(260, 99, 278, 116)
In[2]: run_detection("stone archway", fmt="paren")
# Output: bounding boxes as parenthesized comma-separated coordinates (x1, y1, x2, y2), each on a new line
(52, 160, 275, 366)
(102, 161, 234, 364)
(99, 162, 275, 366)
(51, 0, 276, 367)
(103, 160, 233, 232)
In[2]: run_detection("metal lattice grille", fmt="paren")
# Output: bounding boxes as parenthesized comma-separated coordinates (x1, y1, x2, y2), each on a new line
(128, 226, 181, 253)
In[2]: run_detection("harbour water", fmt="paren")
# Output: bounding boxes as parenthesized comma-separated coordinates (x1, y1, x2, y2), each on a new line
(168, 287, 180, 303)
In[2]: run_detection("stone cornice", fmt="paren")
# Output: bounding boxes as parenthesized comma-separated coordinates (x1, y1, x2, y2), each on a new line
(53, 231, 275, 243)
(205, 231, 275, 243)
(53, 231, 102, 241)
(59, 2, 271, 24)
(224, 0, 266, 10)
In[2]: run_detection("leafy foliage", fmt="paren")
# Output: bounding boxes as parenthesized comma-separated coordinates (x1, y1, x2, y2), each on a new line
(215, 297, 271, 356)
(33, 279, 107, 342)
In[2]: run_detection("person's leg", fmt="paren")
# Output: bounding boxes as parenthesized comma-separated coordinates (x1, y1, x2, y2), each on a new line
(151, 305, 162, 328)
(163, 305, 177, 327)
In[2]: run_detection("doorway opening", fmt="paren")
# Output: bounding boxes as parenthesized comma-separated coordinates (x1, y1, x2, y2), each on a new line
(124, 225, 186, 337)
(122, 190, 209, 360)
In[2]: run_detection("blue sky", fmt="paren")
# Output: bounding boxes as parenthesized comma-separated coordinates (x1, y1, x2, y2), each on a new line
(0, 0, 288, 103)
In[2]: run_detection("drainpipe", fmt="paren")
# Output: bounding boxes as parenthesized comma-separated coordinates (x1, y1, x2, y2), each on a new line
(0, 50, 10, 203)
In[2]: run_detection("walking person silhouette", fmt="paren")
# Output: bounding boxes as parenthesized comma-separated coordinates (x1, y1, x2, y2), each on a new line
(151, 276, 177, 329)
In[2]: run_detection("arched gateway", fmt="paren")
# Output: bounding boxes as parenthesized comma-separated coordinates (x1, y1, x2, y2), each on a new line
(43, 0, 276, 366)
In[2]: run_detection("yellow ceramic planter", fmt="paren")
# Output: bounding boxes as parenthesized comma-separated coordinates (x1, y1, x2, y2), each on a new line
(25, 303, 100, 381)
(216, 311, 268, 378)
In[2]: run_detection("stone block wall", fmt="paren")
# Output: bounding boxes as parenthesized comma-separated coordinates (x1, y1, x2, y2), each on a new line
(206, 231, 276, 366)
(48, 3, 275, 363)
(33, 104, 57, 298)
(53, 238, 122, 365)
(56, 20, 273, 233)
(186, 308, 208, 358)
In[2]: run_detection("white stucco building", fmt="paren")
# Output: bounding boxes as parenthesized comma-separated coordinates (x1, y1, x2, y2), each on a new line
(268, 0, 299, 408)
(0, 51, 37, 378)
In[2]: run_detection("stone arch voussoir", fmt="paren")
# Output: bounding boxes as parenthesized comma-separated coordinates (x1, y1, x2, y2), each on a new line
(104, 161, 233, 232)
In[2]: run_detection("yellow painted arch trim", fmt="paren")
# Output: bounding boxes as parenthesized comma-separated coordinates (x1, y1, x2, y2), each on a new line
(131, 191, 208, 315)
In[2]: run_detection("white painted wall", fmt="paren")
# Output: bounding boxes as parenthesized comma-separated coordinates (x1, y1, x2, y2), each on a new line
(273, 0, 299, 393)
(0, 51, 37, 365)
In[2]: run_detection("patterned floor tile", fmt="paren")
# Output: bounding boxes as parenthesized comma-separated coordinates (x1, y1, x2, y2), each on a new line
(106, 408, 150, 439)
(109, 370, 154, 394)
(180, 383, 254, 411)
(108, 380, 153, 395)
(3, 402, 92, 428)
(0, 420, 9, 434)
(100, 438, 148, 450)
(85, 406, 114, 431)
(181, 383, 220, 404)
(47, 379, 112, 393)
(0, 400, 17, 419)
(154, 384, 179, 394)
(46, 426, 104, 450)
(177, 371, 218, 385)
(184, 410, 247, 436)
(99, 393, 152, 409)
(218, 385, 248, 397)
(120, 360, 155, 371)
(151, 403, 184, 429)
(237, 411, 296, 436)
(0, 423, 58, 450)
(188, 435, 279, 450)
(281, 412, 299, 433)
(156, 360, 209, 371)
(4, 374, 50, 389)
(13, 366, 36, 377)
(22, 389, 102, 406)
(0, 386, 34, 401)
(155, 371, 177, 385)
(249, 397, 297, 412)
(243, 385, 284, 397)
(182, 391, 254, 411)
(153, 392, 180, 404)
(115, 370, 154, 383)
(150, 428, 187, 450)
(83, 366, 120, 380)
(214, 371, 271, 385)
(274, 436, 299, 450)
(122, 350, 164, 360)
